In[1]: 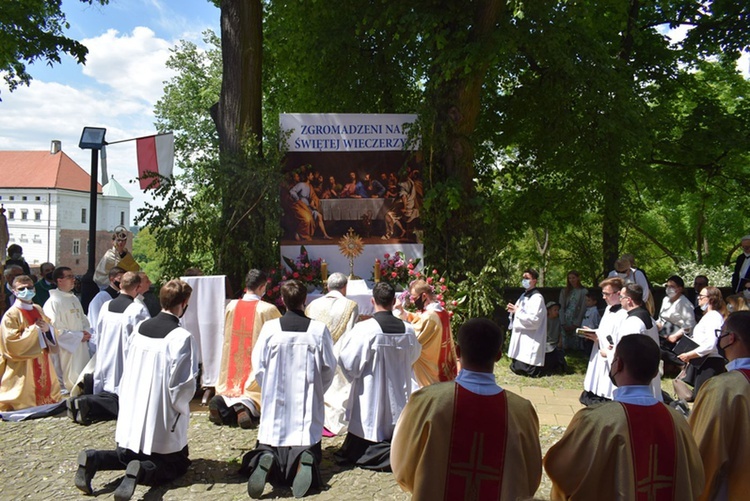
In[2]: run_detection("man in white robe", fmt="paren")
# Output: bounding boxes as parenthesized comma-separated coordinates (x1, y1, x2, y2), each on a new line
(335, 282, 420, 470)
(240, 280, 335, 499)
(87, 266, 125, 352)
(580, 277, 627, 405)
(67, 272, 150, 424)
(209, 269, 281, 428)
(507, 268, 548, 377)
(615, 283, 663, 400)
(304, 272, 359, 435)
(74, 279, 197, 501)
(43, 266, 92, 393)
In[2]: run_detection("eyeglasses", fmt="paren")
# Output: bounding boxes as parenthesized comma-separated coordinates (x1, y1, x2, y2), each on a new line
(602, 292, 616, 297)
(60, 275, 75, 280)
(698, 294, 708, 299)
(15, 286, 32, 291)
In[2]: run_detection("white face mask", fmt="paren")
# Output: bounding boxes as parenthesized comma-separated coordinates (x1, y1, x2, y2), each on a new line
(700, 302, 709, 312)
(15, 288, 36, 301)
(666, 287, 676, 299)
(521, 278, 531, 289)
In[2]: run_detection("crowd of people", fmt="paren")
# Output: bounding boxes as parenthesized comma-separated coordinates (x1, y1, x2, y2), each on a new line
(1, 234, 750, 500)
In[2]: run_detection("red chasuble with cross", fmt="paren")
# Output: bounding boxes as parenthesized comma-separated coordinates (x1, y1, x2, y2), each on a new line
(621, 403, 678, 501)
(18, 308, 57, 405)
(435, 309, 457, 382)
(223, 300, 258, 396)
(444, 384, 507, 500)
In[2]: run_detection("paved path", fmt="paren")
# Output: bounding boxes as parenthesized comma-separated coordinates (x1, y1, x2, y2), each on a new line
(0, 387, 578, 500)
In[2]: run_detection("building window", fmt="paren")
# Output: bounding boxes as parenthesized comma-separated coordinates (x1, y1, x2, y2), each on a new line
(21, 210, 27, 220)
(8, 209, 14, 220)
(120, 211, 125, 226)
(33, 234, 41, 243)
(20, 233, 27, 242)
(22, 196, 27, 201)
(34, 210, 42, 221)
(81, 208, 87, 224)
(35, 196, 41, 201)
(72, 239, 81, 255)
(10, 196, 15, 200)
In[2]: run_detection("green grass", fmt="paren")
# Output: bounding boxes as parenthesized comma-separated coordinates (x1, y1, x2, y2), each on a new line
(493, 349, 680, 399)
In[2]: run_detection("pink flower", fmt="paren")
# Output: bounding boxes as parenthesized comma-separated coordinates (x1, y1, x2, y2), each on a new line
(451, 300, 458, 306)
(384, 253, 390, 259)
(408, 270, 414, 276)
(407, 263, 414, 270)
(436, 294, 443, 301)
(426, 277, 433, 285)
(439, 277, 445, 283)
(282, 275, 288, 280)
(432, 269, 438, 275)
(441, 285, 447, 292)
(391, 271, 398, 278)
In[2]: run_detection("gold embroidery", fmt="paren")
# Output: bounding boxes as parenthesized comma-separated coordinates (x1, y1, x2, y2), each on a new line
(636, 444, 674, 500)
(449, 432, 501, 500)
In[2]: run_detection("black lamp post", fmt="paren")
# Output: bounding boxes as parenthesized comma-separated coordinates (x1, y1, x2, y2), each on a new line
(78, 126, 107, 312)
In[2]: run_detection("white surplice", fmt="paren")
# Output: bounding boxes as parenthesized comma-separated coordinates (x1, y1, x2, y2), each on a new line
(338, 317, 421, 442)
(93, 299, 150, 395)
(583, 305, 627, 399)
(252, 318, 336, 447)
(87, 289, 116, 353)
(305, 290, 359, 434)
(618, 313, 663, 401)
(43, 289, 92, 391)
(115, 322, 198, 455)
(507, 289, 548, 366)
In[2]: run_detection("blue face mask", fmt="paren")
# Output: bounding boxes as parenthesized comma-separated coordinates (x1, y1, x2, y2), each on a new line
(15, 288, 36, 301)
(522, 278, 531, 289)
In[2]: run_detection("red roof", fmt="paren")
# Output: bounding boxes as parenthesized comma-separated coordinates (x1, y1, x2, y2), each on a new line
(0, 150, 102, 193)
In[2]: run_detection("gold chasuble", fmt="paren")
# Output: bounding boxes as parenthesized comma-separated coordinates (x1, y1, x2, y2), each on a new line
(690, 369, 750, 501)
(392, 382, 541, 501)
(435, 309, 457, 382)
(545, 402, 704, 501)
(215, 299, 281, 407)
(0, 306, 61, 411)
(408, 308, 458, 388)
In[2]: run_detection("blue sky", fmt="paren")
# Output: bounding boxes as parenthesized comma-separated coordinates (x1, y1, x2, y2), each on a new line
(0, 0, 220, 220)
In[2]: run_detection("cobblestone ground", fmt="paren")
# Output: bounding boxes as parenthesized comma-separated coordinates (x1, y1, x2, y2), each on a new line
(0, 402, 564, 500)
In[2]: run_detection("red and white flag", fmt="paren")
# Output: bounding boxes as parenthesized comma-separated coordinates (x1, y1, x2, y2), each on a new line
(136, 132, 174, 189)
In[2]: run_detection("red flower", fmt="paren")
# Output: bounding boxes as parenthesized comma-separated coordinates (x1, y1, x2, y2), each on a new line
(384, 253, 390, 259)
(391, 271, 398, 278)
(292, 272, 300, 278)
(407, 263, 414, 270)
(426, 277, 433, 285)
(441, 285, 447, 292)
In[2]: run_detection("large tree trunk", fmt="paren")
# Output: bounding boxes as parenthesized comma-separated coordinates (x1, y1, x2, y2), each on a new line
(211, 0, 264, 293)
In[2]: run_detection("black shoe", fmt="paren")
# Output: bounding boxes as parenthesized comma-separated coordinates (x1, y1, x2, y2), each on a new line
(292, 451, 314, 498)
(113, 460, 141, 501)
(75, 397, 92, 425)
(74, 450, 96, 494)
(234, 404, 255, 430)
(66, 398, 78, 422)
(247, 453, 274, 499)
(208, 396, 224, 425)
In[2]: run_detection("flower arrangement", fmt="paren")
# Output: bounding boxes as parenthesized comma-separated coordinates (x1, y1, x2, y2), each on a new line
(374, 251, 422, 289)
(263, 246, 323, 309)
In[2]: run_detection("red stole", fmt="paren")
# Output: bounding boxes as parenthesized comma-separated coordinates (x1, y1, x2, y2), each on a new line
(435, 309, 457, 382)
(621, 403, 678, 501)
(444, 384, 507, 500)
(738, 369, 750, 383)
(18, 307, 56, 405)
(224, 300, 259, 396)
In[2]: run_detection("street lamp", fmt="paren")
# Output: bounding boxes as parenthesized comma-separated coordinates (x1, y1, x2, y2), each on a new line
(79, 126, 107, 311)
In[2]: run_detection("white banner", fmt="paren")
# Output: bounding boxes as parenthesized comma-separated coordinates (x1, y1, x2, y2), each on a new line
(281, 113, 418, 152)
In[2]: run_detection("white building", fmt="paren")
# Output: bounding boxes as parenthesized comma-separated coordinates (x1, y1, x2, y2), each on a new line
(0, 141, 133, 275)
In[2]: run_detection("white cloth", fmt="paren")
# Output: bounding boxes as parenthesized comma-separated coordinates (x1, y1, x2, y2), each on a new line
(93, 299, 150, 395)
(87, 289, 115, 351)
(507, 290, 547, 367)
(43, 289, 91, 391)
(658, 295, 696, 333)
(115, 325, 198, 455)
(691, 309, 724, 358)
(583, 305, 627, 399)
(180, 275, 226, 387)
(618, 313, 662, 401)
(252, 318, 336, 447)
(338, 317, 420, 442)
(305, 290, 359, 435)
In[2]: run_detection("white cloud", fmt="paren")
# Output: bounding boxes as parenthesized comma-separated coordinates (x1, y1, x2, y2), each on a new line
(81, 27, 175, 105)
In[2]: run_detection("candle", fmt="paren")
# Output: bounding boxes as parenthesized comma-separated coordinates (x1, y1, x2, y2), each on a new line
(321, 260, 328, 282)
(374, 258, 381, 282)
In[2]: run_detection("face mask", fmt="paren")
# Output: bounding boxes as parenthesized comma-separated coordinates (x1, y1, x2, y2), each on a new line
(728, 304, 735, 313)
(716, 335, 731, 359)
(15, 288, 36, 301)
(609, 367, 619, 387)
(665, 287, 676, 299)
(414, 295, 426, 311)
(700, 302, 709, 312)
(617, 272, 628, 279)
(179, 303, 189, 318)
(521, 278, 531, 289)
(113, 280, 121, 289)
(11, 252, 21, 260)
